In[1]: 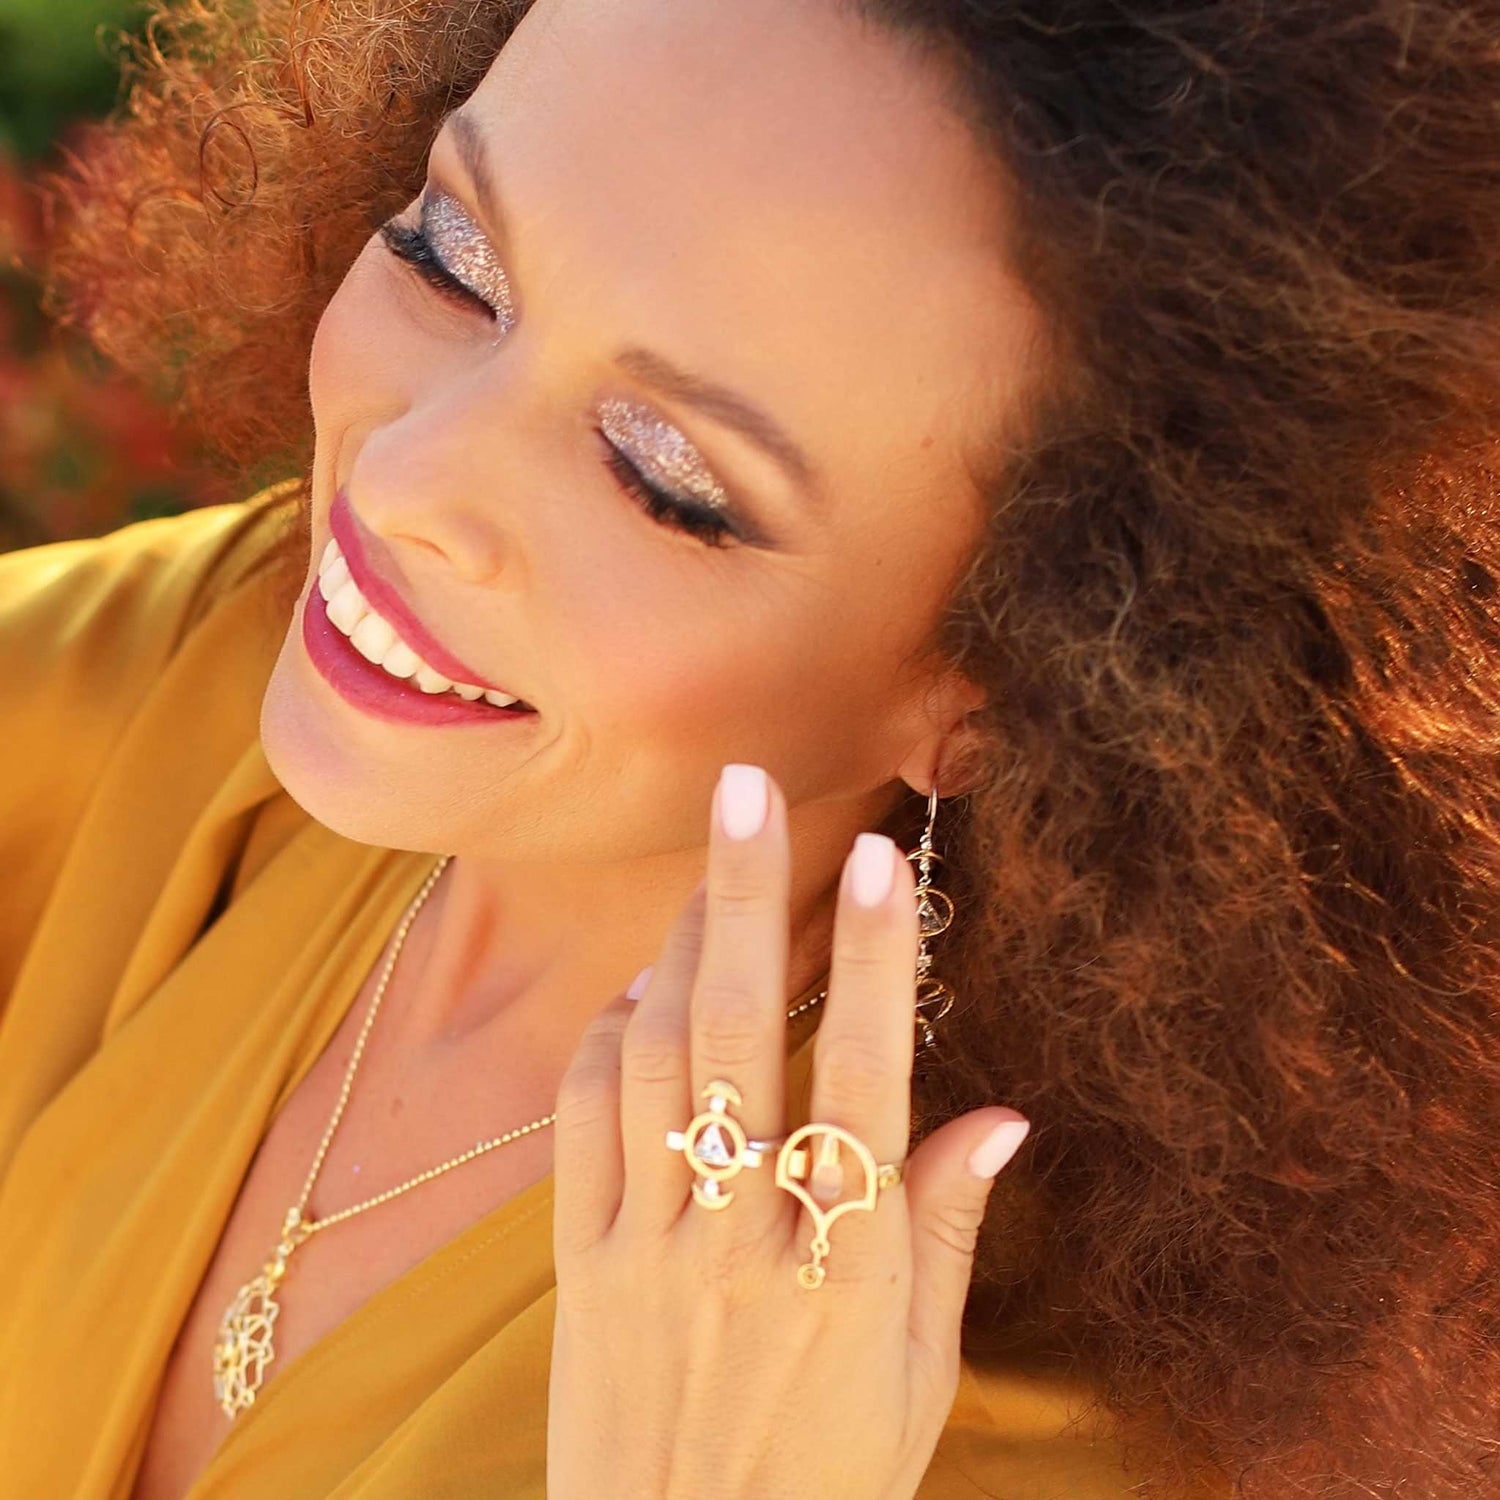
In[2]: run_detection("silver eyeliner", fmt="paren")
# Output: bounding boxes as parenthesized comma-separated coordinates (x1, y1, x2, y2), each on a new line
(597, 397, 731, 511)
(424, 191, 517, 335)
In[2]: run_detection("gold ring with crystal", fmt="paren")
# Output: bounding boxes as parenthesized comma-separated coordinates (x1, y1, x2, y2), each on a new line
(664, 1078, 787, 1210)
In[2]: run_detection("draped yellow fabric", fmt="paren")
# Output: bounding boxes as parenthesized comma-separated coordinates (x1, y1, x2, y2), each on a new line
(0, 490, 1224, 1498)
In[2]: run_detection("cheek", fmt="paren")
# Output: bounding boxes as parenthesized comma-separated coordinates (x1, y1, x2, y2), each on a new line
(545, 553, 772, 736)
(308, 248, 426, 442)
(546, 546, 915, 796)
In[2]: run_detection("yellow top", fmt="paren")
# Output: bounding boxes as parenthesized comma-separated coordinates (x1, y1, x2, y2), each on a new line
(0, 488, 1224, 1499)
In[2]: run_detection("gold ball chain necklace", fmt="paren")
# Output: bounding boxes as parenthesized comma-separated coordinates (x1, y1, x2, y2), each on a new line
(211, 854, 828, 1421)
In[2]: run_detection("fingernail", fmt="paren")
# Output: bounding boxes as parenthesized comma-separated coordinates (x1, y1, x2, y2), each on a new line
(966, 1115, 1030, 1179)
(718, 764, 769, 840)
(625, 964, 654, 1001)
(848, 832, 896, 907)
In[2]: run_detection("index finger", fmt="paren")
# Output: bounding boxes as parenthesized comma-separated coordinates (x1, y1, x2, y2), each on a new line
(688, 763, 793, 1194)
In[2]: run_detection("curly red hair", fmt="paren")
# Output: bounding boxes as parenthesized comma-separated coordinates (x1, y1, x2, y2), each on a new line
(40, 1, 1500, 1493)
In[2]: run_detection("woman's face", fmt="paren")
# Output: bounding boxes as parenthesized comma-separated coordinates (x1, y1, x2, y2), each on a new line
(261, 0, 1041, 864)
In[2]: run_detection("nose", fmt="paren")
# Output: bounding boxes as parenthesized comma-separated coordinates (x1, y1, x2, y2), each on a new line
(345, 357, 546, 590)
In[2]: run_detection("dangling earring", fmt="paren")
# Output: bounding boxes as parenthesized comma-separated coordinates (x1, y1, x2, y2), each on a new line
(906, 783, 956, 1055)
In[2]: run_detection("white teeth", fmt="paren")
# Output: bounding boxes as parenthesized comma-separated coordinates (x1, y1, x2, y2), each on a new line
(380, 640, 421, 679)
(326, 578, 367, 635)
(317, 536, 529, 711)
(350, 613, 397, 665)
(320, 555, 351, 600)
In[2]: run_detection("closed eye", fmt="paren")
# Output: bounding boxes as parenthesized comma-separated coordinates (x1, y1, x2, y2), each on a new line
(377, 217, 738, 548)
(599, 442, 737, 548)
(379, 220, 496, 320)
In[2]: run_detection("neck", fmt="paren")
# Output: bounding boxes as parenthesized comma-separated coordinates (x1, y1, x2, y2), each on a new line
(387, 786, 902, 1069)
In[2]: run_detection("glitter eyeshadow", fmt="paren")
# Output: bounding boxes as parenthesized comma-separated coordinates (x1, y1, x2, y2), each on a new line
(424, 191, 517, 335)
(597, 398, 731, 509)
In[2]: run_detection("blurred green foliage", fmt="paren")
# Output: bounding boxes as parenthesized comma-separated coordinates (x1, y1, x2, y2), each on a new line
(0, 0, 213, 550)
(0, 0, 141, 160)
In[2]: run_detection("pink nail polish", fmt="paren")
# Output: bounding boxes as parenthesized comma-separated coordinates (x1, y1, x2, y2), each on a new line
(718, 764, 769, 840)
(848, 833, 896, 907)
(625, 965, 653, 1001)
(967, 1117, 1030, 1179)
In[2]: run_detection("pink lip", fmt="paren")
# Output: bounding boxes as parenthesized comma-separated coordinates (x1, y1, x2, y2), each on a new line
(327, 488, 517, 695)
(302, 578, 537, 728)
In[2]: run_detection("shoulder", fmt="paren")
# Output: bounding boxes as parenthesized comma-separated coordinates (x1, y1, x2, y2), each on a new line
(0, 480, 302, 776)
(0, 482, 306, 1001)
(0, 480, 302, 655)
(0, 478, 303, 779)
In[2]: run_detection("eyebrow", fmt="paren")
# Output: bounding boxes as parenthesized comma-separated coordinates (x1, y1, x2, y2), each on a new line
(445, 108, 818, 495)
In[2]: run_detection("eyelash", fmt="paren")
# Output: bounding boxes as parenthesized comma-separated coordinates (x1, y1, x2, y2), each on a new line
(378, 216, 737, 549)
(598, 444, 734, 548)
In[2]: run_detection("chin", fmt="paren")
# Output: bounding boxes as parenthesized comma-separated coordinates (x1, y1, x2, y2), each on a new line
(258, 639, 420, 850)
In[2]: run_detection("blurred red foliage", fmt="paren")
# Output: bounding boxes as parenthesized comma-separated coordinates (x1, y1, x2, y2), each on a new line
(0, 142, 214, 552)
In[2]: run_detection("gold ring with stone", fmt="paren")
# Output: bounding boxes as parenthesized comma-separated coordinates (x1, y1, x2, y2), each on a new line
(774, 1123, 906, 1289)
(664, 1078, 787, 1211)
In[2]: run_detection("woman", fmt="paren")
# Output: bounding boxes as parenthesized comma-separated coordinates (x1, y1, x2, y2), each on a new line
(2, 0, 1497, 1494)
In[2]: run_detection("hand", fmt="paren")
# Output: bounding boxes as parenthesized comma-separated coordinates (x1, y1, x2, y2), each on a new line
(546, 763, 1031, 1500)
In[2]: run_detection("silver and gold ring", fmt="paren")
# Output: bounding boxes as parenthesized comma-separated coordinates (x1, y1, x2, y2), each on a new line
(664, 1077, 906, 1288)
(664, 1079, 786, 1208)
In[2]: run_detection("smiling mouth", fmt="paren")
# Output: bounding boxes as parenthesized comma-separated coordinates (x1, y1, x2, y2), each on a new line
(317, 538, 535, 711)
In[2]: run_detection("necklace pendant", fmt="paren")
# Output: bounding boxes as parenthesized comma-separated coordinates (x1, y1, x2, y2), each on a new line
(212, 1261, 285, 1420)
(212, 1210, 308, 1421)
